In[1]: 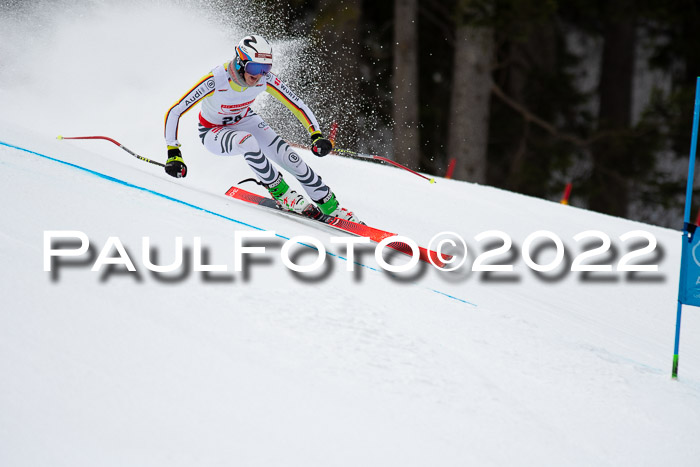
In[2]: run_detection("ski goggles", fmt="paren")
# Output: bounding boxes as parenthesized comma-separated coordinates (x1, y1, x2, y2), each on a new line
(244, 61, 272, 76)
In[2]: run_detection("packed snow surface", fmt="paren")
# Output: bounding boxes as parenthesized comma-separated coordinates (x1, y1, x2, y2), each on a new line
(1, 1, 700, 466)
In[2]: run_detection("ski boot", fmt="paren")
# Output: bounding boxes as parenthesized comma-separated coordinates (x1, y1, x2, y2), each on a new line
(315, 191, 362, 223)
(267, 177, 320, 218)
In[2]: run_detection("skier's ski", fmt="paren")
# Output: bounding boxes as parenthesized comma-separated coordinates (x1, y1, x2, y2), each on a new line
(225, 186, 449, 268)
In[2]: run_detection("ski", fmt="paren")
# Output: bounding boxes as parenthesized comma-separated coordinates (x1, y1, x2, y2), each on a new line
(225, 186, 449, 268)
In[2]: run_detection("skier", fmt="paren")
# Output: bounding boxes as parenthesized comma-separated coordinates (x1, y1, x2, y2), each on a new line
(163, 34, 361, 223)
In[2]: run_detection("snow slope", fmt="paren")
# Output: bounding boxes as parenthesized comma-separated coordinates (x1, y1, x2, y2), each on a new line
(2, 1, 700, 466)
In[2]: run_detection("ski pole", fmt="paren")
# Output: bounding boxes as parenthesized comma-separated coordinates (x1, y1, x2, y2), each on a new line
(327, 121, 434, 183)
(332, 148, 436, 184)
(56, 135, 165, 168)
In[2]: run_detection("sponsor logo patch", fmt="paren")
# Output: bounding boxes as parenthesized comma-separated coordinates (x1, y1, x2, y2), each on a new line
(221, 100, 254, 112)
(184, 88, 205, 106)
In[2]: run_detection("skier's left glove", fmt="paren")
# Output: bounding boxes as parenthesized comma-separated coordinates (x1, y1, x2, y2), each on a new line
(165, 147, 187, 178)
(311, 132, 333, 157)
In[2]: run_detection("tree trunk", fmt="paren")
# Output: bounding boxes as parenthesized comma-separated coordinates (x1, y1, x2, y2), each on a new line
(589, 0, 636, 217)
(447, 24, 494, 183)
(503, 16, 557, 193)
(392, 0, 420, 169)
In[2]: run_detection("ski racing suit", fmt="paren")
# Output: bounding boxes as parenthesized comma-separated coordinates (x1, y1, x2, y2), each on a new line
(164, 62, 332, 202)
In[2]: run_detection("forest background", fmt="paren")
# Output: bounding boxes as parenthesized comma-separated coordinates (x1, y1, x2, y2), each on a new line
(211, 1, 697, 227)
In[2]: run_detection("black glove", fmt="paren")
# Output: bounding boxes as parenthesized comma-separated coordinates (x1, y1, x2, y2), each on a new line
(165, 147, 187, 178)
(311, 133, 333, 157)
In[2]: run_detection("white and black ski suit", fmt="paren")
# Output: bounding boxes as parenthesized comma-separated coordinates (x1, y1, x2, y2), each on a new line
(164, 62, 331, 202)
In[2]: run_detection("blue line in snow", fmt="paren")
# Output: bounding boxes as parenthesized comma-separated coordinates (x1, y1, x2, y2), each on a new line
(428, 288, 476, 306)
(0, 139, 476, 306)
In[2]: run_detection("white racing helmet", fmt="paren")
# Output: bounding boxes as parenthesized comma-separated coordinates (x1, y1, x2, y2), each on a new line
(234, 34, 273, 76)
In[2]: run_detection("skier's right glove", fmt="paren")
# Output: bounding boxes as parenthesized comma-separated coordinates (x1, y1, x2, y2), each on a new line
(165, 147, 187, 178)
(311, 132, 333, 157)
